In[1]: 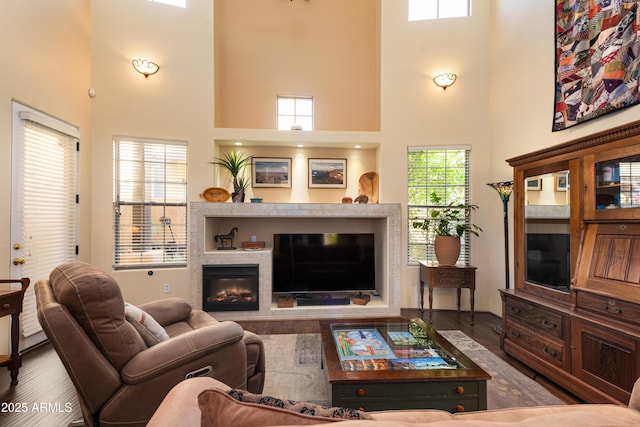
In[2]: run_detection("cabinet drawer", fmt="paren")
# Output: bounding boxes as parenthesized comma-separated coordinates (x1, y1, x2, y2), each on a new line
(505, 299, 565, 339)
(431, 269, 474, 287)
(0, 295, 21, 317)
(334, 381, 480, 399)
(504, 320, 565, 368)
(577, 292, 640, 328)
(332, 381, 484, 412)
(336, 396, 481, 413)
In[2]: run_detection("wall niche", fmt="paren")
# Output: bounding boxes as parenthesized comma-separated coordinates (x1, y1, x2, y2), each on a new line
(214, 0, 380, 131)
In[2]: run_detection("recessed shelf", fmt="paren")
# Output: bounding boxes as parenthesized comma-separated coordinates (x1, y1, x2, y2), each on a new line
(190, 202, 401, 320)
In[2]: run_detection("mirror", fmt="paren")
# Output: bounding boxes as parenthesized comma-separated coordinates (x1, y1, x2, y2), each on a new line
(524, 170, 571, 291)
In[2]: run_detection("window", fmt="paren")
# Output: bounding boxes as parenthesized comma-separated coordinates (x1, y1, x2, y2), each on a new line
(148, 0, 186, 8)
(407, 146, 472, 264)
(113, 137, 187, 269)
(277, 96, 313, 130)
(408, 0, 470, 21)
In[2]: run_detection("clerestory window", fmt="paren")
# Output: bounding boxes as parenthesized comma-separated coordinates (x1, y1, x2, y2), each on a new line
(408, 0, 471, 21)
(277, 96, 314, 131)
(148, 0, 186, 8)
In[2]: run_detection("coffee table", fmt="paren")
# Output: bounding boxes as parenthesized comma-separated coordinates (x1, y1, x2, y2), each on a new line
(320, 318, 490, 413)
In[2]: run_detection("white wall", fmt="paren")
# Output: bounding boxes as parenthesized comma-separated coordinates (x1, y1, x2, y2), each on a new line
(0, 0, 91, 353)
(379, 1, 495, 311)
(90, 0, 215, 303)
(489, 1, 640, 162)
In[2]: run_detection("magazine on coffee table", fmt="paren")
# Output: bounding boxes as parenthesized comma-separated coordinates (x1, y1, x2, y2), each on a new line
(333, 328, 457, 370)
(333, 329, 394, 360)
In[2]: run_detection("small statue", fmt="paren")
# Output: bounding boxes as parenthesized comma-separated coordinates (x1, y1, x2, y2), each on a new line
(354, 194, 369, 204)
(215, 227, 238, 250)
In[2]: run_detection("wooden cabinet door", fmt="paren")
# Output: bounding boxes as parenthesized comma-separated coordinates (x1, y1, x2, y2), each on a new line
(571, 319, 639, 404)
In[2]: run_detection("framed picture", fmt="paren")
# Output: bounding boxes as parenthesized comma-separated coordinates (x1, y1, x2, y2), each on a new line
(526, 178, 541, 191)
(252, 157, 291, 188)
(555, 174, 568, 192)
(308, 158, 347, 188)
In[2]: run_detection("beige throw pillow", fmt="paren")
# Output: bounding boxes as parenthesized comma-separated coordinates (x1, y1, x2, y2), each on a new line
(124, 302, 169, 347)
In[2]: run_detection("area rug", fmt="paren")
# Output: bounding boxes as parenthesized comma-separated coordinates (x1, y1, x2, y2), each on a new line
(261, 331, 565, 410)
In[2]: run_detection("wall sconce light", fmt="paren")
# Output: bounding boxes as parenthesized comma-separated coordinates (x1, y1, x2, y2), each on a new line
(132, 58, 160, 78)
(433, 73, 457, 90)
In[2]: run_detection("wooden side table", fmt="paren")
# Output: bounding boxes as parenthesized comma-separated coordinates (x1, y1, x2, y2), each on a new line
(0, 278, 30, 385)
(419, 262, 476, 325)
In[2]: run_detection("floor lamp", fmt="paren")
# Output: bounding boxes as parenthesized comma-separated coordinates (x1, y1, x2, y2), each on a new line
(486, 181, 514, 335)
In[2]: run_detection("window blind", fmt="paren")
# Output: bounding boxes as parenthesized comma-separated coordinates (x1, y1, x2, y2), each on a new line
(407, 146, 471, 265)
(20, 120, 78, 338)
(113, 137, 188, 269)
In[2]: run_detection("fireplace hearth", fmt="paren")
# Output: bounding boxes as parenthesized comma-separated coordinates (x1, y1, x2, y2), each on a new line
(203, 264, 259, 312)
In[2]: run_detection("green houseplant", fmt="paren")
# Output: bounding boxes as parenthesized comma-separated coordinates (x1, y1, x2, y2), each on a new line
(210, 151, 251, 202)
(412, 192, 482, 265)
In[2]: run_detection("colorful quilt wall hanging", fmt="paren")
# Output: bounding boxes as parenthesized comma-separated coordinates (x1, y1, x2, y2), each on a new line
(554, 0, 640, 131)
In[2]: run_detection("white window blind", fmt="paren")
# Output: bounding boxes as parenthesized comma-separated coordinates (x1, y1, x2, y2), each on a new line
(619, 158, 640, 208)
(20, 119, 78, 338)
(113, 137, 188, 269)
(407, 146, 472, 265)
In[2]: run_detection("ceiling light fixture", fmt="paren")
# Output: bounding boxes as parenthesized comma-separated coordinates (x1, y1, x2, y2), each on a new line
(433, 73, 457, 90)
(132, 58, 160, 78)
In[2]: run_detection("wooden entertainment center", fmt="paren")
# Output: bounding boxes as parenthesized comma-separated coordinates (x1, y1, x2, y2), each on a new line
(502, 120, 640, 405)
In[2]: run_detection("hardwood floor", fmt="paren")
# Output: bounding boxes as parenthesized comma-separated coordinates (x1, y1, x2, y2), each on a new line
(0, 310, 580, 426)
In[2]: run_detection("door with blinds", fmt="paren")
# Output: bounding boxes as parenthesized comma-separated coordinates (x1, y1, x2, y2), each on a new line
(10, 101, 78, 350)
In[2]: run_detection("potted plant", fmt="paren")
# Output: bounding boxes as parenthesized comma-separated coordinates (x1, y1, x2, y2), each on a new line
(412, 192, 482, 265)
(233, 176, 250, 203)
(210, 151, 251, 202)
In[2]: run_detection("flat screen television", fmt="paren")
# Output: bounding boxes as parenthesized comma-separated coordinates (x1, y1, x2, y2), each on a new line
(525, 233, 570, 291)
(272, 233, 376, 294)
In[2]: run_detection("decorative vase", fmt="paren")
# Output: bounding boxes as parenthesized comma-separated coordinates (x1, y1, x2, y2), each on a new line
(434, 235, 461, 265)
(232, 190, 245, 203)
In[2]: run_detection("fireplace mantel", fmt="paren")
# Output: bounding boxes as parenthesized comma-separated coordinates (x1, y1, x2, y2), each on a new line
(190, 202, 401, 320)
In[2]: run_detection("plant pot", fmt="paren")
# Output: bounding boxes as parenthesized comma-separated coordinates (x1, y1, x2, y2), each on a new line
(231, 190, 245, 203)
(434, 235, 461, 265)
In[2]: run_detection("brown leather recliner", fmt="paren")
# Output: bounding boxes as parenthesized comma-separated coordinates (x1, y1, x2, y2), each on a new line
(35, 261, 265, 427)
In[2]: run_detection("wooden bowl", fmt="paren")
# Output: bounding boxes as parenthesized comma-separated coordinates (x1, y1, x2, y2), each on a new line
(199, 187, 231, 202)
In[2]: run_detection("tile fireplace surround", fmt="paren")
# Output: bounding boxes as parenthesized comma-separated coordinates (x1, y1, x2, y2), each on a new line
(190, 202, 401, 320)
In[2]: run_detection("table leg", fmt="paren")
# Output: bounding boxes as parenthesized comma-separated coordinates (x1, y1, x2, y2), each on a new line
(456, 288, 461, 314)
(9, 313, 20, 385)
(470, 288, 475, 325)
(428, 288, 434, 323)
(419, 280, 425, 313)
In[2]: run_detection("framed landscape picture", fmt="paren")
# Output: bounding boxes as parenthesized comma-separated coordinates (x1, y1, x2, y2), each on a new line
(252, 157, 291, 188)
(308, 158, 347, 188)
(555, 173, 569, 192)
(526, 178, 541, 191)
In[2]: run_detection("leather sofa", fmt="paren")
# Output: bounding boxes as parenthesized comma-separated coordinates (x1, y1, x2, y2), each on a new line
(36, 261, 265, 427)
(148, 376, 640, 426)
